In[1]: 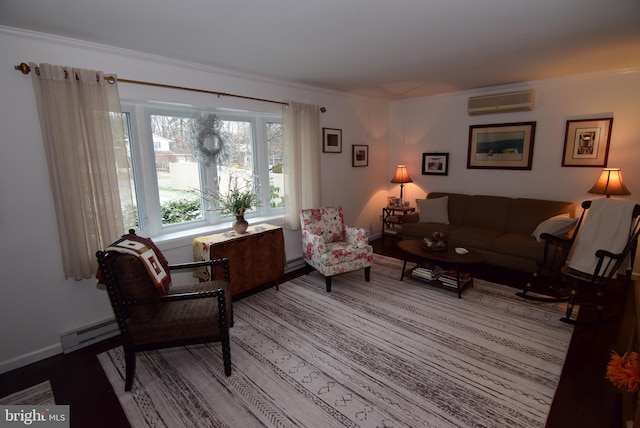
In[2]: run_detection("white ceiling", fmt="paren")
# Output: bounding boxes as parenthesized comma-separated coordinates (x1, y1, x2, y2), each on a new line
(2, 0, 640, 100)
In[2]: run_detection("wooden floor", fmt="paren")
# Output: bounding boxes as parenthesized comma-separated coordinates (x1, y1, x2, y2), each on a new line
(0, 236, 629, 427)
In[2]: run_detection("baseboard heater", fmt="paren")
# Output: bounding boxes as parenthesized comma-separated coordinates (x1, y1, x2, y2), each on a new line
(285, 257, 306, 274)
(60, 318, 120, 354)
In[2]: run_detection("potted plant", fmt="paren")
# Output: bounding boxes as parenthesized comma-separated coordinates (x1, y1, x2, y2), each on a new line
(208, 173, 261, 233)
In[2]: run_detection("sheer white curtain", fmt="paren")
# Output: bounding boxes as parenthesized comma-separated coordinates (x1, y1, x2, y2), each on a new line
(30, 63, 134, 280)
(282, 101, 322, 230)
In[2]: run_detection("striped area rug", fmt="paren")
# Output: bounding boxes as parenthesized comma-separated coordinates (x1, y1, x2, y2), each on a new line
(0, 381, 55, 405)
(98, 254, 573, 427)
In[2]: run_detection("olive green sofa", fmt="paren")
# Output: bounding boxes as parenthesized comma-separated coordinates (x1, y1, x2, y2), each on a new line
(401, 192, 577, 273)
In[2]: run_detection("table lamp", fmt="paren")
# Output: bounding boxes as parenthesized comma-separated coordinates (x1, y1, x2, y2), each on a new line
(587, 168, 630, 198)
(390, 165, 413, 205)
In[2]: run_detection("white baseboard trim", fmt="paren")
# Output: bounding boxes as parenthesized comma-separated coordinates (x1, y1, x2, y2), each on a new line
(0, 343, 62, 375)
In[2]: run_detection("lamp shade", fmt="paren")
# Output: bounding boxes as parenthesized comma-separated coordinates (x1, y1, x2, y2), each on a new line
(390, 165, 413, 184)
(588, 168, 630, 198)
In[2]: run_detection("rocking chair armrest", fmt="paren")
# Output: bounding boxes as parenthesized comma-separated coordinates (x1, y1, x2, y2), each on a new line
(594, 248, 625, 260)
(539, 232, 573, 263)
(539, 232, 572, 244)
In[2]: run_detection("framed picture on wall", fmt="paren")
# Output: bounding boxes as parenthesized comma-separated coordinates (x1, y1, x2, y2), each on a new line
(562, 118, 613, 167)
(352, 144, 369, 167)
(467, 122, 536, 170)
(422, 153, 449, 175)
(322, 128, 342, 153)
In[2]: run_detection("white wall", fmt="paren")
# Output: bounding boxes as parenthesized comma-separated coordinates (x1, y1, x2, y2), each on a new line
(388, 71, 640, 204)
(0, 27, 389, 373)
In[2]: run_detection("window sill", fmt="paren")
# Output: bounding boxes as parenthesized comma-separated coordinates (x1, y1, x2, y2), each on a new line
(152, 214, 284, 251)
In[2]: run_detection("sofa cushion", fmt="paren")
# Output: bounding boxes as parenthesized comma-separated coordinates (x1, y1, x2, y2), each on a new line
(417, 196, 449, 224)
(401, 222, 456, 238)
(462, 196, 512, 232)
(448, 226, 503, 250)
(531, 213, 578, 242)
(492, 233, 546, 261)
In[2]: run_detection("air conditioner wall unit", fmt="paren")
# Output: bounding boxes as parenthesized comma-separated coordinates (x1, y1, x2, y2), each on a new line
(468, 90, 535, 115)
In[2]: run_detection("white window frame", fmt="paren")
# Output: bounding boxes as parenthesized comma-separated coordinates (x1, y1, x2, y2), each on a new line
(122, 101, 283, 239)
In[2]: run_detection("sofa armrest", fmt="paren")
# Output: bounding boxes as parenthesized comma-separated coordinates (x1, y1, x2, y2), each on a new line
(403, 212, 420, 223)
(345, 225, 369, 247)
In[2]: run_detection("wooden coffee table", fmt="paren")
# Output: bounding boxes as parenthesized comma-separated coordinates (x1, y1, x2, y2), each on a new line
(397, 239, 484, 298)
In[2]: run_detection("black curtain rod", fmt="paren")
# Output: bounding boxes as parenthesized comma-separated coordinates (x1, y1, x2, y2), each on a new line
(14, 62, 327, 112)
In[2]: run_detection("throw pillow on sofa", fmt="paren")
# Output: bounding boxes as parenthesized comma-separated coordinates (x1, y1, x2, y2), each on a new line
(416, 196, 449, 224)
(531, 213, 578, 242)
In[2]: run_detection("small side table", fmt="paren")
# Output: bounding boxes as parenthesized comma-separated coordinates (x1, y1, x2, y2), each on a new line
(382, 206, 416, 236)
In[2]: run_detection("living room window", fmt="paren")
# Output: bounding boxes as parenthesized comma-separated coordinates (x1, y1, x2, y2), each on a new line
(121, 101, 283, 237)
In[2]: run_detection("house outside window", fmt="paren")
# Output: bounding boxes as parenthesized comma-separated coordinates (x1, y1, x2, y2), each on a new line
(121, 101, 283, 237)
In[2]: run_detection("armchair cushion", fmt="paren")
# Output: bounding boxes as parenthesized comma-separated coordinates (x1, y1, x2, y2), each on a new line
(300, 206, 346, 243)
(345, 225, 369, 247)
(127, 280, 231, 345)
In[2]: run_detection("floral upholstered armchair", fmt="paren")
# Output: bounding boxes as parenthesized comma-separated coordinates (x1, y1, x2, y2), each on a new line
(300, 206, 373, 292)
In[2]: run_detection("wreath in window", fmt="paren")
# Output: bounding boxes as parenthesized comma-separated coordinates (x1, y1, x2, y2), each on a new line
(191, 113, 229, 166)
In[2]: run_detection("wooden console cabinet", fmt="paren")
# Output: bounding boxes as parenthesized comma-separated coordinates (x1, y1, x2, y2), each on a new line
(193, 224, 285, 297)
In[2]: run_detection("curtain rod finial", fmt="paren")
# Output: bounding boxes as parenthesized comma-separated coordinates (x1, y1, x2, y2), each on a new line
(320, 107, 326, 113)
(14, 62, 31, 75)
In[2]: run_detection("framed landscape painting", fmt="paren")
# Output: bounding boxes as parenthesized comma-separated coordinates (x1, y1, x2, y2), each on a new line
(562, 118, 612, 167)
(422, 153, 449, 175)
(467, 122, 536, 170)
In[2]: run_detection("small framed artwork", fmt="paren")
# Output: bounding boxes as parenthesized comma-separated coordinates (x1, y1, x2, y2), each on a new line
(422, 153, 449, 175)
(322, 128, 342, 153)
(352, 144, 369, 167)
(562, 118, 613, 167)
(387, 196, 396, 207)
(467, 122, 536, 170)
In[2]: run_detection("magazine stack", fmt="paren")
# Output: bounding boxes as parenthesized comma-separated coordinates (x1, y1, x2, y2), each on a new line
(439, 270, 471, 288)
(411, 264, 443, 281)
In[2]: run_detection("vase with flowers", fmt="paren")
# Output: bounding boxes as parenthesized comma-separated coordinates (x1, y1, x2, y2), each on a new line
(206, 173, 261, 234)
(422, 231, 448, 251)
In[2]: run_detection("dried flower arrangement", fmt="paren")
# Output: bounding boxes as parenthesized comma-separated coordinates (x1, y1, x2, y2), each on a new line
(204, 173, 261, 217)
(423, 231, 448, 250)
